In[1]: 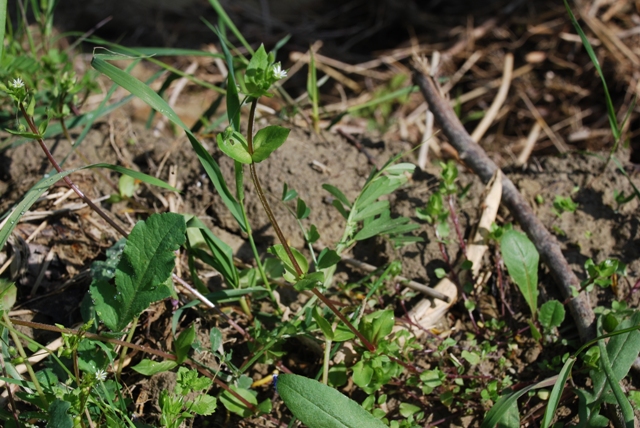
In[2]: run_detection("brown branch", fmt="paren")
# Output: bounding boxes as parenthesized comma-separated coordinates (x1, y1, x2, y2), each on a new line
(412, 70, 596, 342)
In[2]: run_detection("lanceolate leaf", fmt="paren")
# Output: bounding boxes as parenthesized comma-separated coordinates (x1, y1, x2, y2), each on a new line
(277, 373, 387, 428)
(500, 230, 539, 319)
(91, 213, 186, 331)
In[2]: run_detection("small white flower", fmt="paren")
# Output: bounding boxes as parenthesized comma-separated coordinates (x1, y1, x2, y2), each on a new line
(272, 63, 287, 80)
(95, 369, 107, 382)
(9, 77, 24, 89)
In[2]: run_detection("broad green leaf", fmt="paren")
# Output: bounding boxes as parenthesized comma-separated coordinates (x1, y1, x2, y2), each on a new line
(539, 300, 565, 330)
(91, 213, 186, 331)
(47, 399, 73, 428)
(252, 125, 290, 163)
(219, 385, 257, 418)
(175, 324, 195, 364)
(277, 373, 387, 428)
(210, 328, 223, 352)
(0, 280, 16, 311)
(244, 44, 269, 95)
(590, 311, 640, 408)
(360, 310, 394, 345)
(500, 230, 539, 319)
(317, 248, 341, 270)
(461, 350, 480, 365)
(217, 131, 252, 164)
(91, 56, 246, 231)
(132, 359, 178, 376)
(541, 357, 577, 428)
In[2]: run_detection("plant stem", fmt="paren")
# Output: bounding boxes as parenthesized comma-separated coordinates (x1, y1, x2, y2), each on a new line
(2, 313, 48, 409)
(245, 99, 375, 351)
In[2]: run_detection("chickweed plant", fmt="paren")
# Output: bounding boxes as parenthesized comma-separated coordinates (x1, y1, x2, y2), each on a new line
(1, 1, 640, 427)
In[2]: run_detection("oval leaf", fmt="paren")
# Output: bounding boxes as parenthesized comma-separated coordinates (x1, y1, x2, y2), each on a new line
(539, 300, 565, 330)
(500, 230, 539, 319)
(252, 125, 290, 163)
(217, 132, 252, 164)
(277, 373, 386, 428)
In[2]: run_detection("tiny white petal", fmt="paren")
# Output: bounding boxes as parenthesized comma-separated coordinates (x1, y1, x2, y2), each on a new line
(272, 63, 287, 80)
(95, 369, 107, 381)
(9, 78, 24, 89)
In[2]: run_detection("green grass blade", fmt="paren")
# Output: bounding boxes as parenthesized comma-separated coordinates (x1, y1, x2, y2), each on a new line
(541, 356, 576, 428)
(207, 0, 253, 55)
(598, 338, 635, 428)
(0, 0, 7, 61)
(563, 0, 619, 140)
(213, 26, 241, 131)
(91, 55, 247, 231)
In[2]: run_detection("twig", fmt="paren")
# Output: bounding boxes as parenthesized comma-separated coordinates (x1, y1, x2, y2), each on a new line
(412, 70, 596, 342)
(336, 128, 377, 167)
(341, 257, 451, 303)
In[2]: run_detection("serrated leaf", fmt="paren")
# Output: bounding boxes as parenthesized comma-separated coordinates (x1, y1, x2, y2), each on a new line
(539, 300, 565, 330)
(190, 395, 217, 416)
(500, 230, 539, 319)
(132, 359, 178, 376)
(277, 373, 387, 428)
(252, 125, 290, 163)
(91, 213, 186, 331)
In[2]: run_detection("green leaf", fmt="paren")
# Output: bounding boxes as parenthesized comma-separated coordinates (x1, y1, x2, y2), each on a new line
(399, 402, 421, 418)
(312, 307, 334, 340)
(590, 311, 640, 409)
(175, 324, 195, 364)
(496, 401, 520, 428)
(539, 300, 565, 330)
(91, 213, 186, 331)
(461, 350, 480, 365)
(210, 328, 223, 352)
(186, 215, 239, 289)
(0, 280, 16, 311)
(47, 399, 73, 428)
(252, 125, 290, 163)
(360, 310, 394, 345)
(500, 230, 539, 319)
(0, 163, 178, 254)
(277, 373, 387, 428)
(190, 394, 217, 416)
(132, 359, 178, 376)
(354, 211, 416, 241)
(219, 385, 257, 418)
(268, 244, 308, 279)
(0, 0, 6, 62)
(91, 56, 246, 231)
(217, 130, 252, 164)
(317, 248, 341, 270)
(296, 198, 310, 220)
(541, 357, 577, 428)
(293, 272, 324, 292)
(322, 184, 352, 208)
(352, 200, 389, 222)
